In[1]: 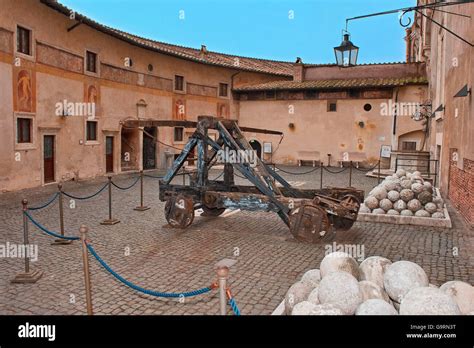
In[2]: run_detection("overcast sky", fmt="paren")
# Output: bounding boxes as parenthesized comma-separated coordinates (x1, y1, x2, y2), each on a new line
(60, 0, 416, 64)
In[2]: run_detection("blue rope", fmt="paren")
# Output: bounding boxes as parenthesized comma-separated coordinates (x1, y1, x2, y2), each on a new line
(86, 243, 213, 298)
(24, 211, 79, 241)
(28, 192, 59, 211)
(229, 297, 241, 315)
(111, 177, 140, 190)
(62, 182, 108, 200)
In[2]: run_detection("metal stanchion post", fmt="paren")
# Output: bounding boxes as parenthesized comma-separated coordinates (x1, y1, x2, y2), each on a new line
(80, 225, 93, 315)
(349, 161, 353, 187)
(11, 199, 43, 283)
(216, 266, 229, 315)
(101, 176, 120, 225)
(52, 183, 72, 245)
(134, 170, 150, 211)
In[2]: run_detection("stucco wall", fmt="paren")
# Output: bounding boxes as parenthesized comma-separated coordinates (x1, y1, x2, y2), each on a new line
(238, 84, 426, 166)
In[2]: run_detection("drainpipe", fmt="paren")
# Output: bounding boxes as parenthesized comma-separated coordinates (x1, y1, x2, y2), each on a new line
(392, 87, 399, 138)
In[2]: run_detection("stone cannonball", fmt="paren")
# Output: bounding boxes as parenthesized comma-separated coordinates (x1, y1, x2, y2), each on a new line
(431, 212, 445, 219)
(440, 281, 474, 314)
(383, 261, 429, 303)
(423, 182, 433, 193)
(291, 301, 318, 315)
(411, 183, 424, 194)
(359, 256, 392, 288)
(379, 199, 393, 212)
(387, 209, 399, 215)
(372, 208, 386, 215)
(399, 287, 461, 315)
(387, 190, 400, 202)
(384, 181, 398, 192)
(424, 202, 437, 214)
(307, 287, 320, 305)
(393, 200, 407, 212)
(415, 209, 430, 218)
(320, 252, 360, 279)
(372, 187, 388, 200)
(284, 281, 313, 314)
(364, 196, 379, 210)
(400, 209, 414, 216)
(359, 203, 371, 214)
(356, 299, 398, 315)
(412, 171, 422, 177)
(400, 189, 415, 202)
(301, 269, 321, 288)
(400, 179, 412, 190)
(359, 280, 391, 303)
(395, 169, 406, 178)
(407, 199, 422, 212)
(417, 191, 433, 205)
(318, 272, 362, 315)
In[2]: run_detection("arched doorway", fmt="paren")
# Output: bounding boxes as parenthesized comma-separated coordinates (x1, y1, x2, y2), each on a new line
(249, 139, 262, 159)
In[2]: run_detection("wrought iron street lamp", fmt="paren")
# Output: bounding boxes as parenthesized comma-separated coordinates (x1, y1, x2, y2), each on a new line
(334, 32, 359, 67)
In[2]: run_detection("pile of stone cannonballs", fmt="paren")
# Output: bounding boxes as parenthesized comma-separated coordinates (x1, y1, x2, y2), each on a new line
(285, 252, 474, 315)
(359, 169, 446, 219)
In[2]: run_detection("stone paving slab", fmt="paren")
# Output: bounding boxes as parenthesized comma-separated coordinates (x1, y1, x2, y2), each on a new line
(0, 166, 472, 315)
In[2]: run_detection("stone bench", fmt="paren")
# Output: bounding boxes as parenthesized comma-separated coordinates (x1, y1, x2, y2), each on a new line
(337, 152, 368, 168)
(297, 151, 321, 167)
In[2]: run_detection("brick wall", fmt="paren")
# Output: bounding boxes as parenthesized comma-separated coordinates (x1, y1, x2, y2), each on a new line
(449, 154, 474, 226)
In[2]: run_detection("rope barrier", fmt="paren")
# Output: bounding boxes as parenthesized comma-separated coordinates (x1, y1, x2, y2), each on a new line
(322, 166, 350, 174)
(111, 177, 140, 190)
(351, 161, 381, 172)
(228, 297, 241, 316)
(274, 165, 321, 175)
(24, 211, 80, 241)
(27, 192, 59, 211)
(144, 174, 164, 179)
(62, 182, 109, 200)
(86, 243, 215, 298)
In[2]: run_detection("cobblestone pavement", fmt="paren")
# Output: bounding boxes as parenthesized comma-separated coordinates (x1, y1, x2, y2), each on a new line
(0, 166, 472, 315)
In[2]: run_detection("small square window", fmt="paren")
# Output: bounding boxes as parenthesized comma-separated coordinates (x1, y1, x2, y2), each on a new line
(86, 121, 98, 141)
(174, 127, 184, 142)
(17, 26, 31, 56)
(327, 100, 337, 112)
(86, 51, 97, 73)
(175, 75, 184, 91)
(17, 118, 32, 143)
(219, 83, 228, 97)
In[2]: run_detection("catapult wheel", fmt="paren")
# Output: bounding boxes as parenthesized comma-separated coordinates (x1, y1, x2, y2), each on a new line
(201, 206, 226, 217)
(289, 204, 332, 243)
(332, 194, 361, 231)
(164, 194, 195, 229)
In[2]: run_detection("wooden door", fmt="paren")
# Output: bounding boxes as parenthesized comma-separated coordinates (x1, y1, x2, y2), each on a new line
(43, 135, 55, 183)
(106, 136, 114, 173)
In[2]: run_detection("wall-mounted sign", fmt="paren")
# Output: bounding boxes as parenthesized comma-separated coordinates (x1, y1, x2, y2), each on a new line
(263, 142, 272, 154)
(380, 145, 392, 158)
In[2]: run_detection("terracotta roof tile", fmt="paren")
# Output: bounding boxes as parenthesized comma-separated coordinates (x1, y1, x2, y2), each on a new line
(40, 0, 294, 76)
(233, 76, 428, 91)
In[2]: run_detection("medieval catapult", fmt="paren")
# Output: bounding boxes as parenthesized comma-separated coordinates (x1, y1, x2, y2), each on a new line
(155, 116, 363, 243)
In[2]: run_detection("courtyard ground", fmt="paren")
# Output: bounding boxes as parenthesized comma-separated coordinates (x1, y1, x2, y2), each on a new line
(0, 166, 472, 315)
